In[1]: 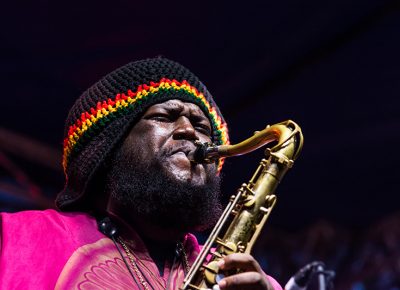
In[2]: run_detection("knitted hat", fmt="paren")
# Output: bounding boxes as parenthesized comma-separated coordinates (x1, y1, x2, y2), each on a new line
(56, 57, 229, 211)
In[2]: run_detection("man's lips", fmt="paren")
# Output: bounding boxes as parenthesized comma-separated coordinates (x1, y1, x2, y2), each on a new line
(167, 146, 200, 166)
(165, 144, 207, 176)
(169, 146, 196, 157)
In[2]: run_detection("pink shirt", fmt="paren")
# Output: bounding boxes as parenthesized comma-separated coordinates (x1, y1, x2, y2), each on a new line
(0, 209, 282, 289)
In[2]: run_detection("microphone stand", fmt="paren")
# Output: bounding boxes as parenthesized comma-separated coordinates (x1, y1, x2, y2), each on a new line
(316, 264, 327, 290)
(285, 261, 335, 290)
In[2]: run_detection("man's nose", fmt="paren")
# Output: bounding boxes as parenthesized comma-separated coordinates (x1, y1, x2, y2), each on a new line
(172, 116, 198, 141)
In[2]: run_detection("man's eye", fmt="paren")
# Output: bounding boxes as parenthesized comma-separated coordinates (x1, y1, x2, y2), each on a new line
(196, 124, 212, 136)
(150, 114, 171, 122)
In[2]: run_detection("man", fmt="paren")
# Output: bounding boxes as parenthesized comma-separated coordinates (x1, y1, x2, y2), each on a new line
(0, 57, 282, 289)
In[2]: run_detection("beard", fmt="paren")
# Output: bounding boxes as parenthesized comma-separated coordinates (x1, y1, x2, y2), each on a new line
(105, 144, 223, 232)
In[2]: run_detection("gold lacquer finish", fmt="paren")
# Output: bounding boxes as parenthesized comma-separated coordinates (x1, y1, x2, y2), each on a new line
(181, 120, 303, 290)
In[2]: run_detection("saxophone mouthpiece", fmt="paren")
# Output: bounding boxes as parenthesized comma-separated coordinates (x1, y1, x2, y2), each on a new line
(188, 141, 208, 164)
(188, 141, 219, 164)
(187, 151, 197, 163)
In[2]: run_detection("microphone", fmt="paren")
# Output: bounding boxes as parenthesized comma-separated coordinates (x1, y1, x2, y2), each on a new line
(285, 261, 324, 290)
(98, 217, 119, 238)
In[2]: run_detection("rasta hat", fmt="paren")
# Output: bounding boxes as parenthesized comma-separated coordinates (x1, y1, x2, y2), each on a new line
(56, 57, 229, 211)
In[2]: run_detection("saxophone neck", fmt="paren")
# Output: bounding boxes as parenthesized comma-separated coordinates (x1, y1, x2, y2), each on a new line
(189, 120, 304, 164)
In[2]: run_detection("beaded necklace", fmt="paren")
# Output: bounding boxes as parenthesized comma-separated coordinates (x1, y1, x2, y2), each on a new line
(118, 237, 190, 290)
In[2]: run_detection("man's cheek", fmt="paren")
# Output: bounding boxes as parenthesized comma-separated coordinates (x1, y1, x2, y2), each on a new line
(168, 152, 192, 168)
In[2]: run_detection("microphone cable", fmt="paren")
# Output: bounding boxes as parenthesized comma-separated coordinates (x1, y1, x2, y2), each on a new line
(98, 217, 142, 288)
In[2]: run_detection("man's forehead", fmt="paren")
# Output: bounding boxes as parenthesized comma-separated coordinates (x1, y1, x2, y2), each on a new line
(149, 99, 206, 115)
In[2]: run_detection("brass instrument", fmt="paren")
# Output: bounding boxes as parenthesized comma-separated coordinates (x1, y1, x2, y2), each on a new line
(182, 120, 304, 290)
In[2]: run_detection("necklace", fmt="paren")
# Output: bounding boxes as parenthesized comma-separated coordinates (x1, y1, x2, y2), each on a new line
(118, 237, 190, 290)
(176, 242, 190, 275)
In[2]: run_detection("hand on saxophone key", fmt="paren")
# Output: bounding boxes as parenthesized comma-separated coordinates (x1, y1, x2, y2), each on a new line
(215, 253, 276, 290)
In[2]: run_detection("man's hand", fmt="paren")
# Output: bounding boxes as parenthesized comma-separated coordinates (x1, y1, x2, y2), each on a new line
(217, 253, 273, 290)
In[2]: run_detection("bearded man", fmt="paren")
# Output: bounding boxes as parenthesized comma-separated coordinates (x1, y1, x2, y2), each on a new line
(0, 57, 282, 290)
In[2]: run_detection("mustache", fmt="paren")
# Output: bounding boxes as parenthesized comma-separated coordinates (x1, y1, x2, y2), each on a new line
(163, 141, 197, 157)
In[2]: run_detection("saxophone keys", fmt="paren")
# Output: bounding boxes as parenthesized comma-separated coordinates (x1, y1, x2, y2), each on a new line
(237, 243, 246, 253)
(215, 239, 237, 255)
(212, 251, 223, 258)
(204, 261, 219, 284)
(265, 195, 277, 207)
(224, 242, 237, 255)
(244, 196, 255, 207)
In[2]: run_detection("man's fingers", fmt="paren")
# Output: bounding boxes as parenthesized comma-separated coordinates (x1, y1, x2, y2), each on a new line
(216, 253, 272, 290)
(218, 253, 262, 272)
(218, 272, 271, 290)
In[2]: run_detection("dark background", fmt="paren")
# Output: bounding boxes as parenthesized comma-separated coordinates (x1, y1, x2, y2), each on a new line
(0, 0, 399, 288)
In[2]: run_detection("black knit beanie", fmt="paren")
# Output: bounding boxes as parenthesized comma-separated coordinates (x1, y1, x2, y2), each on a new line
(56, 57, 229, 211)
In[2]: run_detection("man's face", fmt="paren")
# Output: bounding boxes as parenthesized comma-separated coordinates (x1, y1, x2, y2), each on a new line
(122, 99, 216, 185)
(106, 99, 222, 231)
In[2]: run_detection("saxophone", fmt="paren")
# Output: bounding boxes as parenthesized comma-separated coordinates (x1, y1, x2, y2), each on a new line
(182, 120, 304, 290)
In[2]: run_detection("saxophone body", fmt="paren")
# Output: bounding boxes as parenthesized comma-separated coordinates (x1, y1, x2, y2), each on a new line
(182, 120, 304, 290)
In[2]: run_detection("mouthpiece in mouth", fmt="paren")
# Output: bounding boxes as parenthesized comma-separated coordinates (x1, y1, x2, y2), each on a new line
(187, 147, 206, 164)
(187, 151, 196, 163)
(188, 141, 219, 164)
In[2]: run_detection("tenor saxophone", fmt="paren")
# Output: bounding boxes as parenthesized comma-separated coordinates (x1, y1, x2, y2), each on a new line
(182, 120, 304, 290)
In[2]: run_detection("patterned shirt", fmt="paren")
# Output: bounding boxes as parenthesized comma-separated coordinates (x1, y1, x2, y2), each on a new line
(0, 209, 282, 289)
